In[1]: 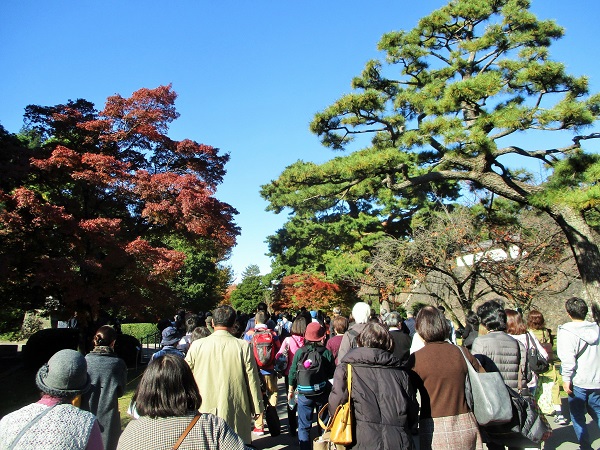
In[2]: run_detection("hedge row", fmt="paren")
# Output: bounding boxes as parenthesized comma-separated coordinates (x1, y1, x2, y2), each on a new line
(121, 323, 159, 342)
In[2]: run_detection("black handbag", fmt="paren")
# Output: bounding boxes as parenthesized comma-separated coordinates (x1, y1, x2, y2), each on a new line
(483, 350, 551, 447)
(525, 332, 549, 374)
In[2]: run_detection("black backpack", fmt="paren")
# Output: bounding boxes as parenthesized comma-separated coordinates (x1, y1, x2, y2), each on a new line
(297, 345, 330, 397)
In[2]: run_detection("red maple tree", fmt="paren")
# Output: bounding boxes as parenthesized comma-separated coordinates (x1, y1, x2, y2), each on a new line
(273, 273, 345, 313)
(0, 85, 238, 322)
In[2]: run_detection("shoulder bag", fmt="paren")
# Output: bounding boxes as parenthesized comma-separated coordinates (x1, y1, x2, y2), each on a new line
(318, 363, 353, 446)
(457, 345, 512, 426)
(172, 413, 201, 450)
(525, 332, 550, 374)
(483, 348, 552, 447)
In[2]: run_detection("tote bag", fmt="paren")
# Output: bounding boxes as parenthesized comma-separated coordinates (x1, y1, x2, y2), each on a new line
(318, 364, 353, 446)
(457, 346, 512, 426)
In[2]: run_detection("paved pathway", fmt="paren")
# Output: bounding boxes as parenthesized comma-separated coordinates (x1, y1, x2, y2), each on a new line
(251, 378, 600, 449)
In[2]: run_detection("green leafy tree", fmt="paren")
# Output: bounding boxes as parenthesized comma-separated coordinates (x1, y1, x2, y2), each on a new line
(262, 0, 600, 305)
(229, 264, 269, 313)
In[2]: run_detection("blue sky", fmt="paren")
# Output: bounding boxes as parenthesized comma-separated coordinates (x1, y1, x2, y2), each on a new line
(1, 1, 599, 281)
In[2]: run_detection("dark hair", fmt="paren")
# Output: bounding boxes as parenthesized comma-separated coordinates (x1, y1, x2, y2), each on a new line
(356, 322, 394, 352)
(255, 311, 268, 325)
(212, 305, 236, 327)
(257, 302, 268, 312)
(191, 326, 211, 342)
(93, 325, 118, 347)
(133, 353, 201, 418)
(505, 309, 527, 335)
(465, 310, 479, 328)
(477, 300, 507, 332)
(526, 310, 545, 330)
(186, 315, 200, 333)
(291, 316, 307, 336)
(332, 315, 349, 335)
(565, 297, 588, 320)
(416, 306, 450, 343)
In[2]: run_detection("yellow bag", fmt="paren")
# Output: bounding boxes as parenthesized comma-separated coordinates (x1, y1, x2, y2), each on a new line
(318, 364, 353, 446)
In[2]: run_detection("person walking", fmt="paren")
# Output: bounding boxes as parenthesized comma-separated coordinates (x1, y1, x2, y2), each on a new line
(337, 302, 370, 362)
(471, 300, 536, 450)
(244, 311, 281, 436)
(330, 321, 418, 449)
(185, 305, 263, 446)
(118, 353, 250, 450)
(275, 315, 307, 436)
(557, 297, 600, 450)
(0, 349, 103, 450)
(82, 325, 127, 450)
(288, 322, 335, 450)
(406, 306, 483, 449)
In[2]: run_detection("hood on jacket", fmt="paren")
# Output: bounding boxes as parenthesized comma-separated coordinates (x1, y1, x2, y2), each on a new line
(559, 321, 600, 345)
(340, 346, 401, 367)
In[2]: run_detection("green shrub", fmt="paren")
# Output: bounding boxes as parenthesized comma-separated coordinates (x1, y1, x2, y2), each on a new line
(121, 323, 159, 342)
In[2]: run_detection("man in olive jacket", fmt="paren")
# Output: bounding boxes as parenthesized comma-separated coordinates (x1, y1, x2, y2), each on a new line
(186, 305, 264, 445)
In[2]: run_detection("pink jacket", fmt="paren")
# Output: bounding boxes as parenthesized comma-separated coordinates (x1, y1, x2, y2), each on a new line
(276, 335, 305, 375)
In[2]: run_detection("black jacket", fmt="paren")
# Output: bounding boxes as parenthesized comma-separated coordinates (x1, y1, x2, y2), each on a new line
(328, 347, 418, 450)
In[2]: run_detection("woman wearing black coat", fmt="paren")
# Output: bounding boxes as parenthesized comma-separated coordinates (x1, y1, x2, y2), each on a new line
(328, 322, 418, 450)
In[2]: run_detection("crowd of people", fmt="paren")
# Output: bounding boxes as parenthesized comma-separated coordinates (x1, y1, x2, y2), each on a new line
(0, 297, 599, 450)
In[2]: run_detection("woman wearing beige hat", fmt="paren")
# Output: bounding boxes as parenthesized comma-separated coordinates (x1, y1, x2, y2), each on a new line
(0, 348, 103, 449)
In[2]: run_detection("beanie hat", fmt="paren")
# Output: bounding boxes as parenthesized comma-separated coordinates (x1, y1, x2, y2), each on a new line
(304, 322, 325, 342)
(36, 349, 91, 398)
(161, 326, 180, 346)
(310, 310, 318, 318)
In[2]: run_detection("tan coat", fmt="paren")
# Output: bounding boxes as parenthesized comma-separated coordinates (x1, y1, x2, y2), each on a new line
(185, 330, 263, 444)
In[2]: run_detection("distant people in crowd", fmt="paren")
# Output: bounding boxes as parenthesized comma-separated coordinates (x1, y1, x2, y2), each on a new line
(404, 310, 416, 338)
(288, 322, 335, 450)
(505, 309, 548, 395)
(331, 322, 418, 450)
(67, 311, 79, 329)
(332, 307, 342, 318)
(156, 317, 172, 333)
(152, 326, 185, 360)
(117, 353, 250, 450)
(244, 302, 276, 332)
(437, 305, 456, 344)
(527, 310, 565, 421)
(326, 315, 349, 365)
(557, 297, 600, 450)
(337, 302, 371, 362)
(177, 315, 200, 354)
(385, 311, 412, 364)
(0, 349, 102, 450)
(275, 315, 307, 436)
(185, 305, 263, 445)
(471, 300, 531, 450)
(204, 313, 214, 334)
(406, 306, 483, 449)
(244, 311, 281, 436)
(461, 310, 480, 350)
(82, 325, 127, 450)
(190, 326, 212, 343)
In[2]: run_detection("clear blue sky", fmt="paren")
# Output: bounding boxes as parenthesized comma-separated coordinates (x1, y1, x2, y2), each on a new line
(1, 1, 599, 281)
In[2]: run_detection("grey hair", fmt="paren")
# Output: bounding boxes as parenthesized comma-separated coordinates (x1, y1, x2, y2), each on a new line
(384, 311, 402, 328)
(352, 302, 371, 324)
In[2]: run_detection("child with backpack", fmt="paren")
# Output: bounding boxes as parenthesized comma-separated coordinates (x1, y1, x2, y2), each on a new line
(244, 311, 281, 436)
(287, 322, 335, 450)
